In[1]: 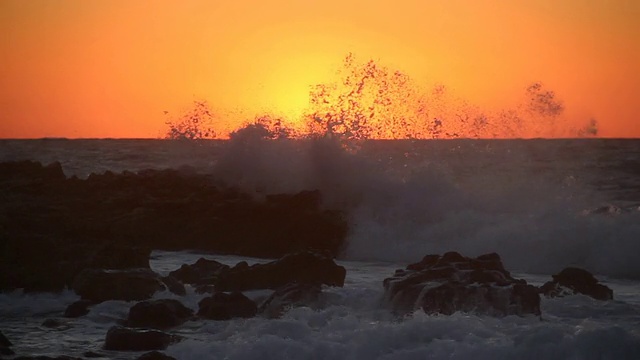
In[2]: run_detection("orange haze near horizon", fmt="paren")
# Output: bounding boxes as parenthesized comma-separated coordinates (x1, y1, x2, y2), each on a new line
(1, 0, 639, 138)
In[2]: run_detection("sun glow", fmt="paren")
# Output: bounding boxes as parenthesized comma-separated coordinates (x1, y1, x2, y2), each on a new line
(1, 0, 638, 138)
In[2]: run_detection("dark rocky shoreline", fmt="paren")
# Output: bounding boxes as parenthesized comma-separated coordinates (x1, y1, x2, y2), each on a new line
(0, 160, 616, 359)
(0, 160, 347, 293)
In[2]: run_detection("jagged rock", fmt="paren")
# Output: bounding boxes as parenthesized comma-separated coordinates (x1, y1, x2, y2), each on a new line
(161, 276, 186, 296)
(258, 283, 323, 318)
(137, 351, 177, 360)
(104, 326, 179, 351)
(127, 299, 193, 329)
(197, 292, 257, 320)
(1, 161, 347, 294)
(383, 252, 541, 317)
(63, 299, 95, 318)
(540, 267, 613, 300)
(0, 160, 65, 183)
(72, 268, 165, 303)
(215, 251, 346, 292)
(168, 258, 230, 285)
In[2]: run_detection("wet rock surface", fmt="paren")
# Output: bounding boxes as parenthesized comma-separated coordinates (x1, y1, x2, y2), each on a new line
(384, 252, 541, 317)
(214, 250, 346, 291)
(127, 299, 194, 329)
(540, 267, 614, 300)
(0, 161, 347, 293)
(197, 291, 257, 320)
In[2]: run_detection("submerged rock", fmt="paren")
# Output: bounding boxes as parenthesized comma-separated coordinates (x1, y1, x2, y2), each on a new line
(383, 252, 541, 317)
(214, 250, 346, 292)
(63, 299, 95, 318)
(197, 291, 257, 320)
(104, 326, 179, 351)
(539, 267, 613, 300)
(127, 299, 193, 329)
(72, 268, 166, 303)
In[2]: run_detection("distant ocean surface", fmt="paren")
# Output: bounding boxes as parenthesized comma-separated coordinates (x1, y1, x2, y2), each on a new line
(1, 138, 640, 359)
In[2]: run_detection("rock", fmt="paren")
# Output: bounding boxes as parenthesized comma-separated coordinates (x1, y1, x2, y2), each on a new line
(161, 276, 186, 296)
(104, 326, 179, 351)
(88, 243, 151, 270)
(0, 161, 348, 294)
(168, 258, 230, 285)
(383, 251, 541, 317)
(215, 251, 346, 292)
(0, 331, 12, 347)
(64, 299, 95, 318)
(127, 299, 193, 329)
(197, 292, 257, 320)
(540, 267, 613, 300)
(83, 351, 105, 358)
(258, 283, 323, 318)
(0, 160, 65, 183)
(0, 330, 13, 355)
(72, 268, 165, 303)
(137, 351, 177, 360)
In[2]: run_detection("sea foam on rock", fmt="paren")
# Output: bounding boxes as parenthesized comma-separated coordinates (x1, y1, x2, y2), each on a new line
(383, 252, 541, 317)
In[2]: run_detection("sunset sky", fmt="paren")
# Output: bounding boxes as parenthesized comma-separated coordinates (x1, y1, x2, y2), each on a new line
(1, 0, 639, 138)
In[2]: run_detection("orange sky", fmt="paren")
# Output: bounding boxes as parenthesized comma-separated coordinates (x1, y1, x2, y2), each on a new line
(1, 0, 639, 138)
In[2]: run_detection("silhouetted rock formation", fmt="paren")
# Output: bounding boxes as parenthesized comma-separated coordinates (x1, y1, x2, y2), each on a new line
(539, 267, 613, 300)
(72, 268, 167, 303)
(127, 299, 194, 330)
(63, 300, 95, 318)
(214, 251, 346, 291)
(0, 160, 347, 293)
(0, 331, 13, 356)
(169, 258, 230, 285)
(197, 291, 257, 320)
(384, 252, 541, 317)
(104, 326, 179, 352)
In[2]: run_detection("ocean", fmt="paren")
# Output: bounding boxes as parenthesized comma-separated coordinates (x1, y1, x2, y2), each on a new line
(1, 137, 639, 359)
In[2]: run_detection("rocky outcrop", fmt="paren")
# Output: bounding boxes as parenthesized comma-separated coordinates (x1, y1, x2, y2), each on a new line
(0, 331, 13, 356)
(72, 268, 166, 303)
(104, 326, 179, 351)
(127, 299, 194, 329)
(63, 299, 95, 318)
(383, 252, 541, 317)
(258, 283, 323, 318)
(214, 251, 346, 292)
(539, 267, 613, 300)
(168, 258, 230, 285)
(197, 292, 257, 320)
(0, 161, 347, 293)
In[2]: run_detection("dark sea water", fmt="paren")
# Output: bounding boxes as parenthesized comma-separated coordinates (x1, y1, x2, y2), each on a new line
(1, 138, 640, 359)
